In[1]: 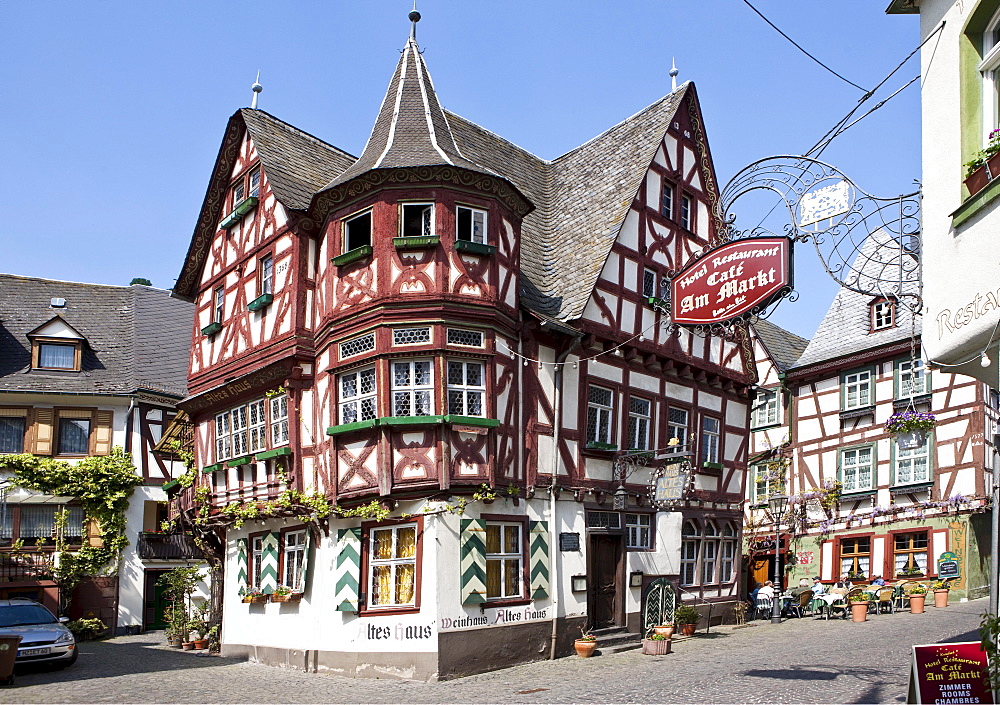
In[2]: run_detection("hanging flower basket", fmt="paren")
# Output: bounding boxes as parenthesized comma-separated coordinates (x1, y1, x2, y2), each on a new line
(885, 411, 935, 448)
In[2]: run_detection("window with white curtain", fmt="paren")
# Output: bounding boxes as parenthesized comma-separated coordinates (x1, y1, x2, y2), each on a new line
(283, 529, 307, 592)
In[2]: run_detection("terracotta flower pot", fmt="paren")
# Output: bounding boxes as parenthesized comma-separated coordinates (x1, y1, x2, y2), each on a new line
(934, 589, 950, 608)
(680, 623, 696, 637)
(850, 602, 868, 622)
(910, 594, 926, 614)
(966, 165, 990, 197)
(181, 642, 195, 650)
(652, 625, 675, 639)
(574, 639, 597, 657)
(641, 638, 672, 655)
(193, 639, 209, 649)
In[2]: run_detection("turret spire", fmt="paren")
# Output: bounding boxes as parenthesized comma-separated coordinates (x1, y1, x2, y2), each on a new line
(409, 1, 420, 43)
(670, 58, 679, 92)
(251, 71, 262, 109)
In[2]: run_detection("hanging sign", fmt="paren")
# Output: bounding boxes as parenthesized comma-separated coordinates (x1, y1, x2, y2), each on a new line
(937, 551, 961, 580)
(908, 642, 993, 704)
(649, 459, 693, 509)
(670, 236, 793, 326)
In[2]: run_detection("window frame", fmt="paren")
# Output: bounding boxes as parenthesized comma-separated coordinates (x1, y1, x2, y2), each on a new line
(456, 204, 488, 244)
(700, 521, 720, 585)
(249, 531, 265, 588)
(750, 461, 787, 506)
(700, 415, 721, 465)
(343, 209, 373, 253)
(399, 202, 435, 239)
(891, 529, 929, 577)
(980, 7, 1000, 145)
(841, 368, 875, 411)
(586, 385, 615, 446)
(626, 396, 653, 451)
(719, 522, 737, 584)
(680, 520, 700, 587)
(481, 514, 529, 605)
(1, 503, 86, 548)
(680, 194, 693, 232)
(281, 527, 308, 594)
(360, 516, 423, 615)
(668, 406, 690, 452)
(213, 287, 225, 324)
(446, 359, 486, 418)
(624, 512, 654, 551)
(836, 534, 873, 578)
(0, 410, 28, 454)
(269, 394, 289, 447)
(642, 267, 658, 299)
(661, 180, 675, 220)
(871, 298, 897, 331)
(214, 397, 287, 462)
(259, 254, 274, 296)
(390, 359, 434, 417)
(892, 433, 933, 487)
(896, 358, 930, 399)
(839, 444, 876, 494)
(54, 409, 94, 457)
(338, 367, 378, 425)
(751, 388, 781, 429)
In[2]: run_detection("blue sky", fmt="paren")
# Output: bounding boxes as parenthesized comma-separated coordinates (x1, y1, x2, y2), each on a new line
(0, 1, 919, 338)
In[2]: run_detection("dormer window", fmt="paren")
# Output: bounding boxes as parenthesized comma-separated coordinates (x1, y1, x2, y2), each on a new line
(221, 163, 261, 229)
(871, 298, 896, 331)
(27, 317, 85, 372)
(456, 206, 487, 244)
(401, 203, 433, 238)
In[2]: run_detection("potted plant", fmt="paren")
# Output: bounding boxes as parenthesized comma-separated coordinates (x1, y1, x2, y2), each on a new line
(241, 586, 266, 604)
(641, 633, 672, 655)
(897, 566, 924, 578)
(885, 411, 936, 449)
(965, 128, 1000, 197)
(932, 579, 951, 608)
(652, 624, 675, 639)
(270, 585, 302, 603)
(574, 628, 597, 658)
(847, 592, 870, 622)
(190, 602, 211, 649)
(674, 605, 701, 637)
(908, 584, 928, 614)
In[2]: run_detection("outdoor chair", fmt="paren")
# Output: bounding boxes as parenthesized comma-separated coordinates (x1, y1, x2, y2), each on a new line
(787, 590, 812, 618)
(754, 595, 773, 620)
(876, 586, 895, 615)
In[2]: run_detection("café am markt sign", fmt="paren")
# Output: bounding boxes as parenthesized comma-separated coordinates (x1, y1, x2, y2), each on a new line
(670, 236, 793, 326)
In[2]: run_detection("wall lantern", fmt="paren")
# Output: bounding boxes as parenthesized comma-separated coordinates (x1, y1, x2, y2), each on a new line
(629, 571, 644, 588)
(571, 575, 588, 593)
(613, 485, 627, 511)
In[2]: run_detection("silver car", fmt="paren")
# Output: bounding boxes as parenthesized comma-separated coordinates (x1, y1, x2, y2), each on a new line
(0, 599, 77, 668)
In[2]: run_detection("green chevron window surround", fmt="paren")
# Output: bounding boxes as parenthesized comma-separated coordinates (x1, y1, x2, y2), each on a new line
(460, 519, 487, 605)
(259, 532, 280, 594)
(236, 537, 249, 594)
(335, 527, 362, 611)
(529, 520, 550, 599)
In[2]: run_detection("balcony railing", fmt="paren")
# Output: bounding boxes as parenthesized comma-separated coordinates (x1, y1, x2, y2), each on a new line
(0, 553, 54, 581)
(136, 532, 203, 561)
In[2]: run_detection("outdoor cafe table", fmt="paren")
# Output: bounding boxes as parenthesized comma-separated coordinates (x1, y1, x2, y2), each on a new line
(812, 593, 847, 620)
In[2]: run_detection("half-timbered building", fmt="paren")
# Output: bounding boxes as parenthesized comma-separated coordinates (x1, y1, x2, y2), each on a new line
(745, 234, 995, 600)
(170, 14, 754, 680)
(0, 275, 195, 633)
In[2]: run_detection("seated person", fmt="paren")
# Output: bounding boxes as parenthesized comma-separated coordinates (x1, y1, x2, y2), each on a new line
(749, 581, 762, 603)
(757, 580, 775, 599)
(833, 574, 853, 590)
(870, 575, 886, 586)
(811, 576, 825, 596)
(789, 577, 811, 598)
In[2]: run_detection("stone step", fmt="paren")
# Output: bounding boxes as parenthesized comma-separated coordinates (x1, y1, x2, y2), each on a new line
(595, 630, 642, 649)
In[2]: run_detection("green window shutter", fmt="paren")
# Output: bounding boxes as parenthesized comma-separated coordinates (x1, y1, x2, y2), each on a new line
(460, 519, 487, 605)
(299, 529, 312, 593)
(335, 527, 362, 611)
(236, 537, 249, 594)
(259, 532, 280, 594)
(529, 520, 550, 599)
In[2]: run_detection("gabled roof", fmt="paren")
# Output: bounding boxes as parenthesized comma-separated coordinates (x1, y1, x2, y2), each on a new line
(449, 86, 690, 320)
(242, 109, 356, 211)
(791, 231, 921, 370)
(321, 37, 493, 192)
(0, 275, 192, 398)
(752, 319, 809, 373)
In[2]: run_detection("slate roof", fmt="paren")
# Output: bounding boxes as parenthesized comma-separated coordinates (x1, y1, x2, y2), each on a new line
(791, 230, 921, 370)
(752, 319, 809, 373)
(0, 275, 192, 398)
(241, 109, 355, 211)
(321, 38, 493, 191)
(448, 88, 687, 319)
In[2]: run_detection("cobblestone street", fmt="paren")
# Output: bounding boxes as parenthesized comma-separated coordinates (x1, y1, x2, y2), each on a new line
(3, 598, 986, 704)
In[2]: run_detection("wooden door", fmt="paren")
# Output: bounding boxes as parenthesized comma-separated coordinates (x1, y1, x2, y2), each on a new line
(749, 557, 771, 593)
(589, 535, 622, 629)
(144, 570, 169, 630)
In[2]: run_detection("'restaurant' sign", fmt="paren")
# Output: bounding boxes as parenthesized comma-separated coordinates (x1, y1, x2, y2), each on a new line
(670, 236, 793, 326)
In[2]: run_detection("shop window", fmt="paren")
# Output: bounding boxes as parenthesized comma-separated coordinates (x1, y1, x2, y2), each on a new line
(485, 523, 522, 600)
(447, 361, 485, 417)
(391, 360, 433, 416)
(339, 368, 377, 424)
(893, 531, 928, 576)
(625, 513, 652, 549)
(368, 523, 417, 608)
(586, 386, 614, 445)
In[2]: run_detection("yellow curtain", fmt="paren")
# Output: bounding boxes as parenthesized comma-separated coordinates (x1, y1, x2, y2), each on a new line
(504, 526, 519, 553)
(486, 559, 500, 598)
(504, 559, 520, 597)
(397, 527, 416, 558)
(373, 529, 392, 560)
(372, 565, 391, 606)
(396, 564, 415, 604)
(486, 525, 501, 554)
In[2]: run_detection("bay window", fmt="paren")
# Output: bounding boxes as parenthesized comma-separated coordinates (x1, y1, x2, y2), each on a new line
(339, 368, 377, 424)
(447, 361, 485, 417)
(392, 360, 433, 416)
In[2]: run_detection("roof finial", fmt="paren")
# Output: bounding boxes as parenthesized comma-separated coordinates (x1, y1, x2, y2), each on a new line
(251, 71, 263, 109)
(670, 58, 679, 92)
(409, 1, 421, 42)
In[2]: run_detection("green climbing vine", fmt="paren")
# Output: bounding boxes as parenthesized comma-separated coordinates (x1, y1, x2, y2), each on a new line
(0, 447, 142, 592)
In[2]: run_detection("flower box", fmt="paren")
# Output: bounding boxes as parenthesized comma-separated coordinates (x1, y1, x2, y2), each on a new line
(248, 293, 273, 312)
(332, 245, 373, 267)
(393, 236, 439, 250)
(454, 240, 496, 256)
(965, 152, 1000, 198)
(641, 638, 672, 655)
(201, 321, 223, 337)
(242, 594, 267, 604)
(270, 593, 302, 603)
